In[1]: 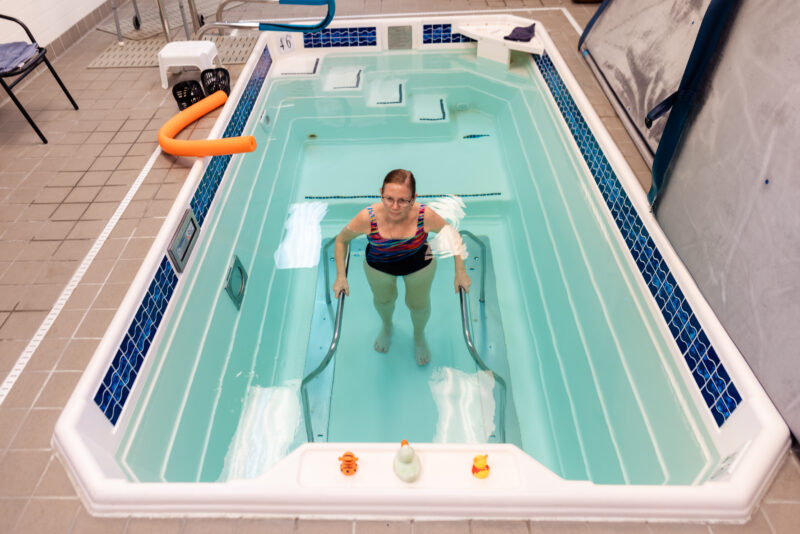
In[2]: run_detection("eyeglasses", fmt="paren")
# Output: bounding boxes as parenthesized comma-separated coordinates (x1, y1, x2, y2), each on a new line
(381, 195, 413, 207)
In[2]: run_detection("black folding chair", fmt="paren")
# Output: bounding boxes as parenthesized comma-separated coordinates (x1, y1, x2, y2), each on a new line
(0, 14, 79, 144)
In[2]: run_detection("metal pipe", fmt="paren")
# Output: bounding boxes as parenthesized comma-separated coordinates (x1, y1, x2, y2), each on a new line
(301, 242, 350, 442)
(155, 0, 172, 42)
(186, 0, 202, 34)
(460, 287, 506, 442)
(460, 230, 486, 303)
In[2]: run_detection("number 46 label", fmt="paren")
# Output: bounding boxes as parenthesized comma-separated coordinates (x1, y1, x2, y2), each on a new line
(278, 34, 294, 52)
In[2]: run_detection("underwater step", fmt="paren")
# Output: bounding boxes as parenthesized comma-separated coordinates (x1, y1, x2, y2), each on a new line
(322, 65, 365, 91)
(411, 94, 449, 122)
(275, 56, 321, 77)
(366, 78, 405, 106)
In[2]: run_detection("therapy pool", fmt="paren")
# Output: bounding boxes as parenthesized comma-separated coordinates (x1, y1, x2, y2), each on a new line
(54, 14, 788, 521)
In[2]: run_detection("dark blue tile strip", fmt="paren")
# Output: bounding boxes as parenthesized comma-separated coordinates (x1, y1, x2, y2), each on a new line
(94, 256, 178, 425)
(94, 47, 274, 425)
(533, 53, 740, 426)
(303, 27, 377, 48)
(190, 47, 273, 227)
(421, 23, 475, 44)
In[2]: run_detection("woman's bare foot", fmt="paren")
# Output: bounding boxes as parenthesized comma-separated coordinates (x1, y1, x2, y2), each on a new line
(415, 337, 430, 366)
(374, 326, 392, 353)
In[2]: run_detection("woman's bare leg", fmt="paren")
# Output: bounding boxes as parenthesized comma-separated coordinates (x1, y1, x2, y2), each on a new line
(364, 260, 398, 352)
(403, 258, 436, 365)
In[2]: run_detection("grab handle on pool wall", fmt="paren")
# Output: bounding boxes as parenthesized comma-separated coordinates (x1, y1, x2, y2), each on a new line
(460, 286, 507, 443)
(300, 239, 350, 442)
(157, 90, 257, 157)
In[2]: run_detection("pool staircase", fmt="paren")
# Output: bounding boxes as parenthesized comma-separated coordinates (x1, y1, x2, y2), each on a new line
(300, 233, 510, 444)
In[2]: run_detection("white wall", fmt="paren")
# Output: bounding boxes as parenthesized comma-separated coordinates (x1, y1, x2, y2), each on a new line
(1, 0, 106, 45)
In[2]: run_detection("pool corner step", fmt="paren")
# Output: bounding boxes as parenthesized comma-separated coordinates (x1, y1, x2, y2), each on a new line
(366, 78, 405, 107)
(412, 94, 449, 122)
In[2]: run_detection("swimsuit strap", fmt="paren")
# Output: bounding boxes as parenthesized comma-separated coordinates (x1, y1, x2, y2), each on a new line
(366, 206, 378, 235)
(417, 204, 425, 232)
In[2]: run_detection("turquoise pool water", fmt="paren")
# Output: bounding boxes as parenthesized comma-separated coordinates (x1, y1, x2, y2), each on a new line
(118, 51, 717, 485)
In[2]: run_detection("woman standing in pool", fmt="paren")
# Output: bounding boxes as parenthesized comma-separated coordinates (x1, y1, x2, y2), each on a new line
(332, 169, 472, 366)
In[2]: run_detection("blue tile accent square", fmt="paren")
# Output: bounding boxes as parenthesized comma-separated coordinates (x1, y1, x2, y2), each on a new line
(422, 23, 475, 45)
(94, 256, 179, 425)
(533, 52, 741, 426)
(302, 27, 377, 49)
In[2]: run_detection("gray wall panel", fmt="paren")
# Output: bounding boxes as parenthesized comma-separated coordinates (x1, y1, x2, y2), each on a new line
(656, 0, 800, 437)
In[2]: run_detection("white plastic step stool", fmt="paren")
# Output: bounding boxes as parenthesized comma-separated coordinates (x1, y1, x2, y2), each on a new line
(158, 41, 221, 89)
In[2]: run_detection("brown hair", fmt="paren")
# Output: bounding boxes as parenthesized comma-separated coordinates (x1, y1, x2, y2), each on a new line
(382, 169, 416, 198)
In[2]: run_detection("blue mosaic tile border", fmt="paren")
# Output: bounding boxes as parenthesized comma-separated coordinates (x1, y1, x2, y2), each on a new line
(191, 47, 273, 226)
(422, 24, 475, 45)
(94, 47, 274, 425)
(94, 257, 177, 424)
(533, 53, 741, 427)
(303, 27, 377, 48)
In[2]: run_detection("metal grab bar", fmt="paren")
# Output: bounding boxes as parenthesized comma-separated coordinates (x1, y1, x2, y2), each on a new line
(300, 240, 349, 442)
(195, 0, 335, 38)
(459, 287, 507, 443)
(459, 230, 486, 303)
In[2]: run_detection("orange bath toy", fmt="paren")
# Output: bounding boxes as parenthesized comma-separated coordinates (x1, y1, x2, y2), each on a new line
(339, 451, 358, 476)
(157, 90, 256, 157)
(472, 454, 490, 479)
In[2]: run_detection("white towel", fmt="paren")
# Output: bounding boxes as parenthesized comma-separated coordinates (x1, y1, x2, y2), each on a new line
(427, 195, 468, 259)
(274, 202, 327, 269)
(428, 367, 496, 443)
(221, 381, 301, 480)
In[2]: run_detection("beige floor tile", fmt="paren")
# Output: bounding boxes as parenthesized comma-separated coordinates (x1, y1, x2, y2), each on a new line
(0, 450, 52, 497)
(34, 371, 82, 408)
(33, 457, 78, 498)
(35, 260, 79, 285)
(51, 203, 89, 222)
(95, 184, 130, 203)
(710, 510, 773, 534)
(81, 202, 118, 221)
(57, 338, 100, 370)
(761, 502, 800, 534)
(46, 310, 85, 338)
(763, 453, 800, 503)
(69, 506, 128, 534)
(530, 522, 589, 534)
(125, 517, 184, 534)
(296, 519, 353, 534)
(0, 498, 27, 533)
(356, 520, 412, 533)
(0, 310, 47, 340)
(471, 519, 530, 534)
(414, 520, 471, 534)
(583, 522, 649, 534)
(52, 239, 93, 261)
(0, 408, 27, 452)
(34, 221, 76, 241)
(64, 284, 101, 311)
(92, 283, 130, 310)
(183, 517, 239, 534)
(25, 335, 69, 371)
(0, 261, 47, 285)
(74, 309, 115, 338)
(11, 497, 80, 534)
(15, 241, 60, 261)
(67, 220, 106, 240)
(646, 523, 710, 534)
(9, 408, 62, 450)
(238, 518, 296, 533)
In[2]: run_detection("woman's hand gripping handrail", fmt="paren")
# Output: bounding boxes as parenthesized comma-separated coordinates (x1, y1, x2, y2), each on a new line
(458, 231, 506, 442)
(300, 239, 350, 442)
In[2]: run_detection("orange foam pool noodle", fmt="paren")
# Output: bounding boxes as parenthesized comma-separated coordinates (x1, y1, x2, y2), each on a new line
(158, 90, 256, 157)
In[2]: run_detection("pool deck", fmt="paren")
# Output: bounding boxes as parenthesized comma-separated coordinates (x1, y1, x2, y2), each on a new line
(0, 0, 798, 533)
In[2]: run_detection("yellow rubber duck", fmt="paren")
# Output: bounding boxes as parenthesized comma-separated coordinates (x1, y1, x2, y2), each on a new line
(472, 454, 490, 479)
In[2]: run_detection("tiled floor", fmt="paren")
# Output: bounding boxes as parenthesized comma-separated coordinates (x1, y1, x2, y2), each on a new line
(0, 1, 798, 533)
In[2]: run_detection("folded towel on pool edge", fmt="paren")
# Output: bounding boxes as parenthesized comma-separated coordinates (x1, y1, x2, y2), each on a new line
(503, 23, 536, 42)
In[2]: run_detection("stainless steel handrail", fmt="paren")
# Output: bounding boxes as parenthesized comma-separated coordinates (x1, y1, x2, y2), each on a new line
(460, 230, 486, 303)
(459, 286, 506, 443)
(300, 240, 349, 442)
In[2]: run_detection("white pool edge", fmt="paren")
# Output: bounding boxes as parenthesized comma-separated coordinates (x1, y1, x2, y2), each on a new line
(53, 14, 790, 522)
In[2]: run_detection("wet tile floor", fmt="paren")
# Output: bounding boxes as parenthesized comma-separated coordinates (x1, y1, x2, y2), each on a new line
(0, 1, 798, 533)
